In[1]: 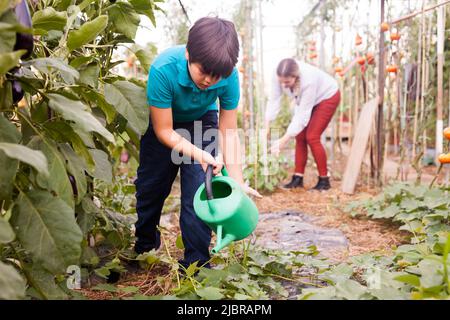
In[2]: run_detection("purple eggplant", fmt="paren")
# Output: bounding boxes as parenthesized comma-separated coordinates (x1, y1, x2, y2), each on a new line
(13, 0, 33, 59)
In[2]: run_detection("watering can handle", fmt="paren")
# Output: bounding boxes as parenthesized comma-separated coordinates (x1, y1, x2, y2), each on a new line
(205, 164, 229, 200)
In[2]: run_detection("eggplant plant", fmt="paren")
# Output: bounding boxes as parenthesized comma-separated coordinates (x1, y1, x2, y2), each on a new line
(0, 0, 162, 299)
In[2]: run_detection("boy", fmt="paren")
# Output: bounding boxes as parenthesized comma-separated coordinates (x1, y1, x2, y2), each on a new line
(134, 17, 261, 270)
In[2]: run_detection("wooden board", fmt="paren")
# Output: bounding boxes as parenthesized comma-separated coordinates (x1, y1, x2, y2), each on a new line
(342, 98, 378, 194)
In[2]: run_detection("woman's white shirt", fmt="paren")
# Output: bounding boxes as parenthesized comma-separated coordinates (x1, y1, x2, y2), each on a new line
(265, 61, 338, 137)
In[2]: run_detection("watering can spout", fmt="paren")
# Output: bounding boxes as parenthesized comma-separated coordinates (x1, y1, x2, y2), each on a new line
(211, 225, 236, 254)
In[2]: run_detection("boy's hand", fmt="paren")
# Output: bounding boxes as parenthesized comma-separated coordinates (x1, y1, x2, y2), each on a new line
(200, 151, 223, 175)
(240, 183, 263, 198)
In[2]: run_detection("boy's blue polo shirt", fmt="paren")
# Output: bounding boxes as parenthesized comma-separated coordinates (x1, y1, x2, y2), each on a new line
(146, 45, 240, 122)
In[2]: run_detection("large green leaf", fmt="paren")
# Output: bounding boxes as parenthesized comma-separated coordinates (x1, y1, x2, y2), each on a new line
(29, 138, 74, 209)
(78, 63, 99, 88)
(129, 0, 157, 26)
(0, 0, 10, 16)
(24, 58, 80, 84)
(10, 190, 83, 274)
(67, 15, 108, 51)
(78, 88, 117, 124)
(47, 93, 115, 143)
(43, 121, 95, 171)
(31, 7, 67, 31)
(88, 149, 112, 183)
(196, 287, 224, 300)
(59, 143, 87, 204)
(134, 44, 157, 72)
(0, 142, 49, 176)
(0, 217, 15, 243)
(0, 113, 20, 200)
(104, 81, 149, 134)
(0, 10, 18, 53)
(107, 2, 140, 39)
(0, 261, 26, 300)
(0, 50, 26, 75)
(23, 264, 68, 300)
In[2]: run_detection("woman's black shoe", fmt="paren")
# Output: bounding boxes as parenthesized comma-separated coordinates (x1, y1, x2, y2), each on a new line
(312, 176, 331, 191)
(282, 175, 304, 189)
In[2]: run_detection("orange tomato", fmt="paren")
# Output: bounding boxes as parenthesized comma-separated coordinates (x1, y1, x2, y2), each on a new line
(357, 56, 366, 65)
(390, 33, 401, 41)
(386, 65, 398, 73)
(438, 153, 450, 164)
(127, 56, 134, 67)
(309, 53, 318, 59)
(366, 52, 375, 65)
(334, 66, 343, 73)
(444, 127, 450, 140)
(355, 34, 362, 46)
(239, 66, 245, 73)
(381, 22, 390, 32)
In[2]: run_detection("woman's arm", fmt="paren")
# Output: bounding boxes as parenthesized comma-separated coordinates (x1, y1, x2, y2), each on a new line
(270, 82, 317, 155)
(219, 108, 262, 198)
(150, 106, 220, 173)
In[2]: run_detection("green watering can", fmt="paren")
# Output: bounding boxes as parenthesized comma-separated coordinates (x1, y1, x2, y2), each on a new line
(193, 165, 259, 254)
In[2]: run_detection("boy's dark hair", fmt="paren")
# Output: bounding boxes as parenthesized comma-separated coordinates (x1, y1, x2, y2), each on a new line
(186, 17, 239, 78)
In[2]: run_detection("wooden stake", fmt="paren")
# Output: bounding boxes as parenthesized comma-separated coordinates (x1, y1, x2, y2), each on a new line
(376, 0, 386, 186)
(436, 5, 445, 163)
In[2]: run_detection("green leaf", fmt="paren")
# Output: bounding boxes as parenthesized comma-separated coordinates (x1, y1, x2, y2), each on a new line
(79, 64, 99, 88)
(185, 261, 199, 278)
(43, 121, 95, 171)
(47, 93, 115, 143)
(59, 144, 87, 204)
(0, 0, 11, 16)
(88, 149, 112, 183)
(0, 10, 18, 53)
(78, 88, 117, 124)
(24, 264, 68, 299)
(335, 279, 367, 300)
(196, 286, 224, 300)
(92, 283, 118, 293)
(32, 7, 67, 31)
(129, 0, 156, 26)
(24, 58, 79, 84)
(418, 258, 444, 289)
(30, 138, 74, 208)
(10, 190, 83, 274)
(135, 48, 153, 72)
(394, 274, 420, 287)
(0, 217, 15, 243)
(67, 15, 108, 51)
(0, 113, 20, 200)
(0, 261, 26, 300)
(0, 142, 49, 176)
(107, 2, 140, 39)
(298, 286, 337, 300)
(0, 50, 26, 75)
(176, 234, 184, 249)
(104, 81, 149, 135)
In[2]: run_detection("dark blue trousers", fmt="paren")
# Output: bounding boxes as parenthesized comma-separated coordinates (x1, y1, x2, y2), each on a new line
(134, 110, 218, 268)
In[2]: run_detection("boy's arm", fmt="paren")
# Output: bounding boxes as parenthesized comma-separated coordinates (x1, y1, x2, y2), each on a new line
(150, 106, 220, 173)
(219, 108, 262, 198)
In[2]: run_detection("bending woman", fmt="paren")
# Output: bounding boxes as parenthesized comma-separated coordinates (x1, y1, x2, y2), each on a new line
(266, 58, 340, 191)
